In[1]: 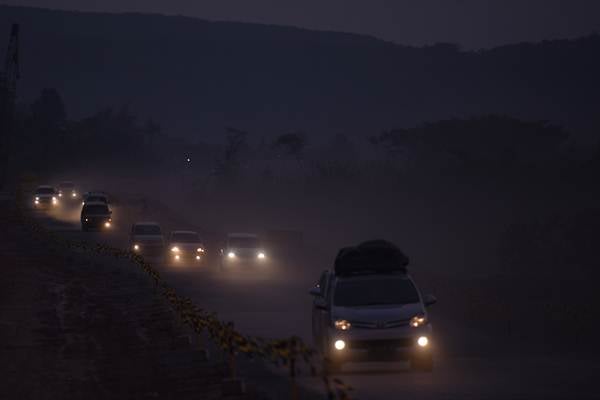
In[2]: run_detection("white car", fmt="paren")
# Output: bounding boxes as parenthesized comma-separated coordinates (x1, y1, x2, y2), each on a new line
(130, 222, 165, 256)
(168, 230, 206, 264)
(221, 233, 267, 266)
(310, 240, 436, 372)
(33, 185, 59, 208)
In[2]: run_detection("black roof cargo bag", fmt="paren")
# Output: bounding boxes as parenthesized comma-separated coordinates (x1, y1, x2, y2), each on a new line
(334, 240, 409, 276)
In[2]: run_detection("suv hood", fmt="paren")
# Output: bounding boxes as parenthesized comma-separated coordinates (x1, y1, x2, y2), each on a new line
(332, 303, 424, 323)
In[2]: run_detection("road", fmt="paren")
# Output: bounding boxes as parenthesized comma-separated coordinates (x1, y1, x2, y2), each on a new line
(31, 196, 600, 400)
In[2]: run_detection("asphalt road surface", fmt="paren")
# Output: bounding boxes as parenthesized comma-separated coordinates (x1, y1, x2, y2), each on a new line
(31, 198, 600, 400)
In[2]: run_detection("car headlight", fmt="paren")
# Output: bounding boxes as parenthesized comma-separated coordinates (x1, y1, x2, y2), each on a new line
(334, 339, 346, 351)
(104, 221, 111, 228)
(171, 246, 180, 253)
(35, 197, 39, 201)
(72, 192, 77, 197)
(58, 193, 62, 197)
(52, 197, 58, 204)
(257, 252, 266, 259)
(197, 247, 205, 253)
(417, 336, 429, 347)
(227, 251, 236, 259)
(334, 320, 351, 331)
(133, 244, 140, 251)
(410, 314, 427, 328)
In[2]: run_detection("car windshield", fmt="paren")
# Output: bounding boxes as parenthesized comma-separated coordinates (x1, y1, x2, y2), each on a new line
(171, 232, 199, 242)
(135, 225, 161, 235)
(84, 204, 109, 214)
(229, 237, 259, 248)
(333, 277, 420, 307)
(35, 187, 55, 195)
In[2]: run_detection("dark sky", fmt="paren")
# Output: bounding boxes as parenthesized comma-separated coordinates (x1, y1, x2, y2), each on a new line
(3, 0, 600, 48)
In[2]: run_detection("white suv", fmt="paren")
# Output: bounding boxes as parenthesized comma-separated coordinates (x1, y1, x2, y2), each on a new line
(310, 240, 436, 372)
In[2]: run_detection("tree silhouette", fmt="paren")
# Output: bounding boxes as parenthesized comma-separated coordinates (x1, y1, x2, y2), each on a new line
(214, 127, 249, 181)
(272, 132, 307, 165)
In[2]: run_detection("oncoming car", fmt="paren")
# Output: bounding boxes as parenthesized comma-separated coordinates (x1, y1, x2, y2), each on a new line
(58, 181, 78, 200)
(220, 233, 267, 267)
(167, 230, 205, 264)
(33, 185, 59, 208)
(81, 201, 112, 231)
(130, 222, 165, 257)
(310, 240, 437, 372)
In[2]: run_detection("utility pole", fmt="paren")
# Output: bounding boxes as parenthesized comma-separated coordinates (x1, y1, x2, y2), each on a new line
(0, 24, 20, 190)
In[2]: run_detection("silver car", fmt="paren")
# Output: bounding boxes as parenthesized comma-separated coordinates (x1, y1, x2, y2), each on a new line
(310, 240, 437, 372)
(167, 230, 206, 264)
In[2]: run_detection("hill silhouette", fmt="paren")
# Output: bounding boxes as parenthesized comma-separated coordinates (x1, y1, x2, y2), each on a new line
(1, 5, 599, 141)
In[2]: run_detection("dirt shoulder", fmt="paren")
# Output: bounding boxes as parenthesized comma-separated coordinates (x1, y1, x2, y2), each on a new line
(0, 194, 244, 399)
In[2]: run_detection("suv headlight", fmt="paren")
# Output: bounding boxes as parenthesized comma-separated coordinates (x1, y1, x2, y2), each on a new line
(410, 314, 427, 328)
(334, 319, 351, 331)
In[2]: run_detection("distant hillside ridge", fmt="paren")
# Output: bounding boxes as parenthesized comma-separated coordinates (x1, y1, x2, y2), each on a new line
(1, 5, 599, 141)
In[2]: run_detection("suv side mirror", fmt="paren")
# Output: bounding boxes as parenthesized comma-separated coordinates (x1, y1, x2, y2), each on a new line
(423, 294, 437, 307)
(309, 286, 321, 297)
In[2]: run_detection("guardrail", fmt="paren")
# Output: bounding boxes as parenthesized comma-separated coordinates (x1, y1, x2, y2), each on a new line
(15, 187, 355, 400)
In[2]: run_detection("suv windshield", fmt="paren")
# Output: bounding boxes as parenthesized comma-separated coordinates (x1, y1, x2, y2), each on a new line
(36, 187, 55, 195)
(172, 232, 199, 242)
(83, 204, 109, 214)
(134, 225, 161, 235)
(229, 237, 259, 248)
(333, 277, 420, 307)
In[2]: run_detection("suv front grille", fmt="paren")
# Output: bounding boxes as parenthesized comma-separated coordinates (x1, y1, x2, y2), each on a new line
(350, 319, 410, 329)
(349, 338, 413, 350)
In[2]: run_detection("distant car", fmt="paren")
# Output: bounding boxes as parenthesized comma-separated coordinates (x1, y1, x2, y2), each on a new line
(220, 233, 267, 267)
(33, 185, 59, 208)
(167, 230, 205, 264)
(130, 222, 165, 256)
(81, 201, 112, 231)
(310, 240, 437, 373)
(57, 181, 78, 200)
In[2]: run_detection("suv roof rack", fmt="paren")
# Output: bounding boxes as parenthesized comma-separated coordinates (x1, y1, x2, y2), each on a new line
(334, 240, 409, 277)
